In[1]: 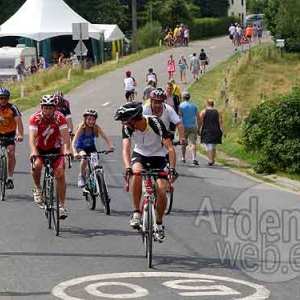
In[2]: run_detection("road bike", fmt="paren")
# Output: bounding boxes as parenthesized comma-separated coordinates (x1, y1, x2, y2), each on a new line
(31, 154, 72, 236)
(0, 137, 15, 201)
(126, 165, 173, 268)
(79, 150, 113, 215)
(127, 90, 137, 102)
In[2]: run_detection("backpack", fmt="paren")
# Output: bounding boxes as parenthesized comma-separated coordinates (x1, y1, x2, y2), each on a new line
(199, 52, 207, 60)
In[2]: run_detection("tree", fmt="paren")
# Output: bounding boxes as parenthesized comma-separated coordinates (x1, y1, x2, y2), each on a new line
(246, 0, 268, 14)
(264, 0, 280, 38)
(0, 0, 25, 24)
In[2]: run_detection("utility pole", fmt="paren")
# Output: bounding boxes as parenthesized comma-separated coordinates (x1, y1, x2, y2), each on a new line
(132, 0, 138, 53)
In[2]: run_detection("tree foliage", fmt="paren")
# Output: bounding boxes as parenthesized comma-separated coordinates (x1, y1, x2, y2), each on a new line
(0, 0, 25, 24)
(246, 0, 268, 14)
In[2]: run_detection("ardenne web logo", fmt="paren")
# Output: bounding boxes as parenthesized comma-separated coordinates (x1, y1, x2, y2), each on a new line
(194, 190, 300, 283)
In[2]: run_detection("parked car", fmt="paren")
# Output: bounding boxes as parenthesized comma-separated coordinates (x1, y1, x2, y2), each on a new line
(245, 14, 265, 28)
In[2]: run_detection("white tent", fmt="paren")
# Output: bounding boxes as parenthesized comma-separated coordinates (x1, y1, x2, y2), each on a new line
(0, 0, 103, 41)
(93, 24, 125, 42)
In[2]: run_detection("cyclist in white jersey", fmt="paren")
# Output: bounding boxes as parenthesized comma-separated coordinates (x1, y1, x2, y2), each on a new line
(114, 102, 177, 243)
(145, 68, 158, 87)
(143, 89, 185, 143)
(124, 70, 137, 102)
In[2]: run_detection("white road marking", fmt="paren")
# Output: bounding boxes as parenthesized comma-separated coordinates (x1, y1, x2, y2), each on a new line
(102, 102, 110, 107)
(52, 272, 270, 300)
(85, 281, 148, 298)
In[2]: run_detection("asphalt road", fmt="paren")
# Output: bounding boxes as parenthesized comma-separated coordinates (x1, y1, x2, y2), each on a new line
(1, 36, 299, 300)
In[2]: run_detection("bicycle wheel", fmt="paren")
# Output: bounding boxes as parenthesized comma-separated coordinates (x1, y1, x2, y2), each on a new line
(165, 184, 174, 215)
(0, 154, 7, 201)
(96, 172, 110, 215)
(85, 174, 96, 210)
(147, 201, 153, 268)
(51, 181, 60, 236)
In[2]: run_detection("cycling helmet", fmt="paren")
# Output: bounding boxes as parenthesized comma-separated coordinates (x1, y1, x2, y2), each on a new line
(114, 102, 143, 122)
(182, 91, 191, 100)
(83, 109, 98, 119)
(40, 94, 58, 106)
(150, 89, 165, 101)
(125, 70, 131, 77)
(0, 88, 10, 98)
(53, 91, 64, 104)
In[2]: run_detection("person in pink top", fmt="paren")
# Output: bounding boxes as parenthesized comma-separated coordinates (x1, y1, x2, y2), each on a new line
(167, 54, 175, 80)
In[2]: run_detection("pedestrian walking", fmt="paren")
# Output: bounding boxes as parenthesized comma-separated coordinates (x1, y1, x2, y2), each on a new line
(179, 92, 201, 165)
(15, 59, 26, 82)
(178, 55, 188, 84)
(189, 53, 200, 80)
(199, 99, 225, 166)
(199, 49, 209, 74)
(167, 54, 175, 80)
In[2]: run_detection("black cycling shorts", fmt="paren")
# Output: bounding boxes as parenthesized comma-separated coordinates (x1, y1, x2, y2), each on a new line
(0, 132, 16, 147)
(125, 90, 134, 100)
(76, 145, 97, 154)
(131, 152, 167, 179)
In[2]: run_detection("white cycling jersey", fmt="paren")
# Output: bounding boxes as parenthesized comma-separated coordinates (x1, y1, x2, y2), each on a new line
(124, 77, 135, 91)
(122, 115, 171, 157)
(143, 103, 180, 131)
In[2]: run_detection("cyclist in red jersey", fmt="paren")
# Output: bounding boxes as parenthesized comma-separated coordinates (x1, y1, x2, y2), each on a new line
(53, 91, 74, 136)
(29, 95, 71, 219)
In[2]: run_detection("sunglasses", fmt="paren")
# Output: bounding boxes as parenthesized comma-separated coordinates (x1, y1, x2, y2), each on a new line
(0, 97, 8, 100)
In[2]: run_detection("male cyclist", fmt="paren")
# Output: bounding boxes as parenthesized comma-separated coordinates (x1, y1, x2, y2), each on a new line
(0, 88, 24, 189)
(29, 95, 71, 219)
(53, 91, 74, 136)
(114, 102, 177, 243)
(124, 70, 137, 102)
(143, 89, 185, 143)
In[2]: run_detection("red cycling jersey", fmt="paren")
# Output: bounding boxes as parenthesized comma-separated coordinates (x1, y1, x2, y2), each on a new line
(29, 110, 68, 151)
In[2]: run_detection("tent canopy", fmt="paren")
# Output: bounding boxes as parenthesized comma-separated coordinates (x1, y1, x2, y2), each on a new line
(0, 0, 103, 41)
(93, 24, 125, 42)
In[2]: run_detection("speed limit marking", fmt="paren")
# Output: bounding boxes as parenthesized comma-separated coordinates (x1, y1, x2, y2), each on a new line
(53, 271, 270, 300)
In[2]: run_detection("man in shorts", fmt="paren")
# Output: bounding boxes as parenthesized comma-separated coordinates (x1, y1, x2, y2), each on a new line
(179, 92, 201, 165)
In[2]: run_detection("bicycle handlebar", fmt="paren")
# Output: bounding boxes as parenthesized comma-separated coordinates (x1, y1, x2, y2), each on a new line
(30, 153, 72, 171)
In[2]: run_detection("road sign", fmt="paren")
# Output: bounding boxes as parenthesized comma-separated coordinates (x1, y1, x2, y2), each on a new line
(276, 39, 285, 47)
(239, 35, 250, 45)
(74, 40, 88, 56)
(72, 23, 89, 40)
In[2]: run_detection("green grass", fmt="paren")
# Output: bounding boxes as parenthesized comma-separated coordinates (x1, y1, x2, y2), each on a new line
(189, 44, 300, 174)
(6, 45, 167, 112)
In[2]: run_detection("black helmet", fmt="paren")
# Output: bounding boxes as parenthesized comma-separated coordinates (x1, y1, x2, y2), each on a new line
(114, 102, 143, 122)
(182, 91, 190, 100)
(83, 109, 98, 119)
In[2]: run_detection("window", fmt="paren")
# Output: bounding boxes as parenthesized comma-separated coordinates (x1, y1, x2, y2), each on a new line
(231, 12, 235, 16)
(231, 0, 234, 5)
(241, 0, 244, 6)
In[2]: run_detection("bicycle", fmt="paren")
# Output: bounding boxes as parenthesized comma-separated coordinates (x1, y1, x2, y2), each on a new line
(0, 137, 15, 201)
(126, 165, 173, 268)
(79, 150, 113, 215)
(30, 154, 72, 236)
(127, 90, 137, 102)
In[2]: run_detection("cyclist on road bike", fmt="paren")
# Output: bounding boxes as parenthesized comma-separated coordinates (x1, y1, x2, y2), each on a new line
(143, 89, 186, 143)
(0, 88, 24, 189)
(29, 95, 71, 219)
(114, 102, 178, 243)
(124, 70, 137, 102)
(72, 109, 114, 188)
(53, 91, 74, 136)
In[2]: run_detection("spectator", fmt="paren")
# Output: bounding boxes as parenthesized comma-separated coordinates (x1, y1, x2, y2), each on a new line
(252, 24, 258, 43)
(184, 26, 190, 46)
(189, 52, 200, 80)
(167, 54, 175, 80)
(27, 58, 38, 75)
(246, 25, 253, 43)
(199, 99, 225, 166)
(15, 59, 26, 82)
(70, 52, 79, 67)
(199, 48, 209, 74)
(257, 26, 263, 44)
(179, 92, 200, 165)
(58, 52, 64, 67)
(38, 55, 46, 70)
(178, 55, 188, 84)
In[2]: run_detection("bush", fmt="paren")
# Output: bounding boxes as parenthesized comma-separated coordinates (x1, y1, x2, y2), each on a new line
(190, 17, 238, 40)
(242, 87, 300, 174)
(137, 21, 162, 50)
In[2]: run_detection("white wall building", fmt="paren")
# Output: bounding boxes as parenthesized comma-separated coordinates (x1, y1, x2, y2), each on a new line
(228, 0, 247, 25)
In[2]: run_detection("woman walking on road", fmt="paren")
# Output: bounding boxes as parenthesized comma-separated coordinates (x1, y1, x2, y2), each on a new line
(178, 55, 188, 84)
(167, 54, 175, 80)
(199, 100, 225, 166)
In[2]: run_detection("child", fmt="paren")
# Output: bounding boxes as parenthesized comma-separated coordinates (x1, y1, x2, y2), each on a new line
(72, 109, 114, 188)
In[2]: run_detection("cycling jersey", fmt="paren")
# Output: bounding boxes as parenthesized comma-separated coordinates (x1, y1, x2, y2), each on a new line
(56, 99, 71, 119)
(0, 103, 21, 135)
(122, 116, 171, 157)
(124, 77, 136, 91)
(76, 128, 95, 149)
(29, 110, 68, 151)
(142, 103, 180, 131)
(146, 73, 157, 83)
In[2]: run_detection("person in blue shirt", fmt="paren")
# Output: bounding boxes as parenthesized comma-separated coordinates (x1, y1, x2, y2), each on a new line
(72, 109, 114, 187)
(179, 92, 201, 165)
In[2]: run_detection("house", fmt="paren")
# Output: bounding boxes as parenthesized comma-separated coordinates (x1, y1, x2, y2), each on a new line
(228, 0, 247, 26)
